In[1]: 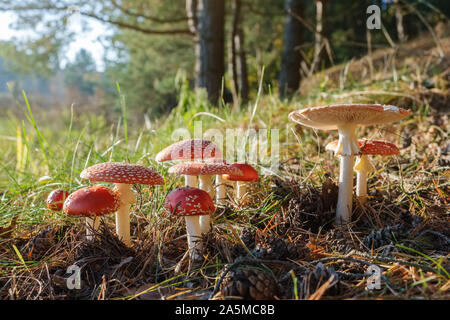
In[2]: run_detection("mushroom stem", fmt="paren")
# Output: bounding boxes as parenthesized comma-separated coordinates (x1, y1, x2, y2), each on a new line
(199, 175, 214, 233)
(114, 183, 135, 246)
(184, 215, 202, 260)
(85, 216, 100, 241)
(337, 155, 354, 224)
(185, 175, 198, 187)
(356, 170, 367, 203)
(216, 175, 227, 205)
(354, 154, 376, 205)
(336, 124, 359, 224)
(236, 182, 247, 201)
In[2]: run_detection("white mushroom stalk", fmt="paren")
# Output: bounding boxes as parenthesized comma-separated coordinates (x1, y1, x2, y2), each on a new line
(85, 216, 100, 241)
(354, 155, 376, 204)
(184, 215, 203, 260)
(236, 182, 248, 200)
(215, 175, 227, 205)
(199, 175, 214, 233)
(335, 124, 360, 224)
(185, 175, 198, 188)
(113, 183, 136, 246)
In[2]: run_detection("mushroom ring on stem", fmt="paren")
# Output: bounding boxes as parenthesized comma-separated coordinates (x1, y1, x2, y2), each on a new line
(80, 162, 164, 246)
(326, 139, 400, 204)
(168, 161, 242, 233)
(289, 104, 411, 224)
(222, 163, 259, 203)
(63, 185, 120, 241)
(164, 187, 215, 261)
(155, 138, 223, 188)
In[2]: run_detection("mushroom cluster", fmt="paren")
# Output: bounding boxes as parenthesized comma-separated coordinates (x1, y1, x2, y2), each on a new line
(42, 105, 409, 263)
(289, 104, 411, 224)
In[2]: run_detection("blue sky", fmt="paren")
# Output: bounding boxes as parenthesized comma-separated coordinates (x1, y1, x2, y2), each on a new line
(0, 11, 112, 71)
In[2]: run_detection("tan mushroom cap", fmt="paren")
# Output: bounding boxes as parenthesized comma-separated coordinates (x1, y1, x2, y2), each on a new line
(80, 162, 164, 185)
(168, 160, 243, 176)
(155, 139, 222, 162)
(289, 104, 411, 130)
(326, 139, 400, 156)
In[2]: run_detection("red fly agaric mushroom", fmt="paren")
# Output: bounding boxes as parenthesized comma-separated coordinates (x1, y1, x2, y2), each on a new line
(289, 104, 411, 224)
(326, 139, 400, 204)
(46, 189, 69, 211)
(63, 185, 120, 241)
(155, 139, 222, 188)
(222, 163, 259, 203)
(168, 160, 242, 233)
(80, 162, 164, 246)
(164, 187, 215, 260)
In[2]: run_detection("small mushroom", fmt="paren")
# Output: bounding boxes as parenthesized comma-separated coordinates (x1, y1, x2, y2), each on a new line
(289, 104, 411, 224)
(222, 163, 259, 203)
(164, 186, 215, 260)
(155, 139, 222, 188)
(80, 162, 164, 246)
(63, 185, 120, 241)
(46, 189, 69, 211)
(168, 160, 242, 233)
(327, 139, 400, 204)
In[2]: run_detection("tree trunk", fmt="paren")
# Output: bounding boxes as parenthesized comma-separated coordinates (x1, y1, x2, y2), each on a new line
(393, 0, 406, 43)
(279, 0, 304, 98)
(235, 28, 249, 101)
(229, 0, 248, 103)
(310, 0, 324, 76)
(191, 0, 225, 103)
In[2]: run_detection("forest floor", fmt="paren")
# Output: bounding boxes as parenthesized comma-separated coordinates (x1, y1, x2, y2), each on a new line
(0, 32, 449, 300)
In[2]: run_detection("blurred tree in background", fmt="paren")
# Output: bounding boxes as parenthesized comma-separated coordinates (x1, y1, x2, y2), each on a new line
(0, 0, 448, 118)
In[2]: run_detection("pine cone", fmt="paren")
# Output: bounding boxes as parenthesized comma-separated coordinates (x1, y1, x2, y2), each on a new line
(325, 229, 354, 253)
(231, 228, 256, 258)
(363, 224, 407, 249)
(221, 267, 279, 300)
(287, 197, 334, 232)
(21, 226, 59, 259)
(301, 263, 340, 297)
(252, 236, 308, 260)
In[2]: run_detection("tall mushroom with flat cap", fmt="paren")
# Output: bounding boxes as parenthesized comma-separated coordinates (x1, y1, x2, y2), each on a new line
(63, 185, 120, 241)
(289, 104, 411, 224)
(326, 139, 400, 204)
(222, 163, 259, 203)
(155, 139, 222, 188)
(168, 161, 242, 233)
(80, 162, 164, 245)
(164, 187, 215, 260)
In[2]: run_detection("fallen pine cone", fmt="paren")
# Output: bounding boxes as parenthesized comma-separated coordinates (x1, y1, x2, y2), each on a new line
(220, 267, 279, 300)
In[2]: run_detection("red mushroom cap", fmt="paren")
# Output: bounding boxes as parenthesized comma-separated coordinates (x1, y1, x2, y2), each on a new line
(326, 139, 400, 156)
(80, 162, 164, 185)
(168, 160, 243, 176)
(155, 139, 222, 162)
(222, 163, 259, 182)
(164, 187, 215, 217)
(46, 189, 69, 211)
(63, 185, 120, 217)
